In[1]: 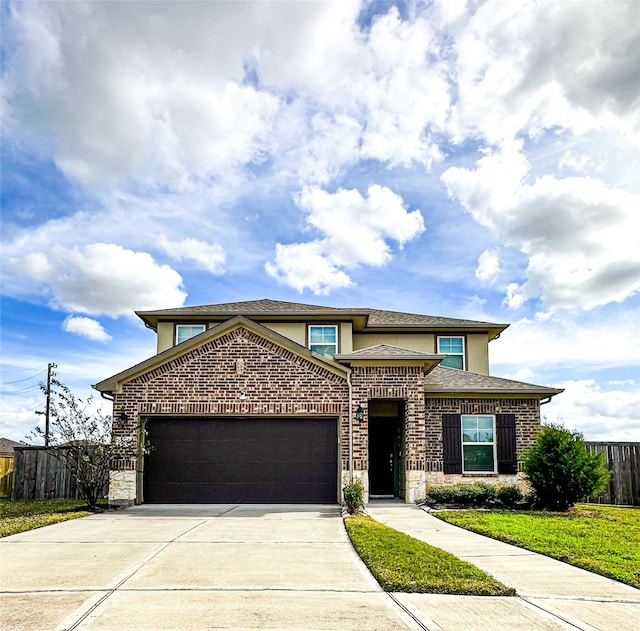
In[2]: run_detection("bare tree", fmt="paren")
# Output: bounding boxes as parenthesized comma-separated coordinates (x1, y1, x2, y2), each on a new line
(31, 373, 113, 509)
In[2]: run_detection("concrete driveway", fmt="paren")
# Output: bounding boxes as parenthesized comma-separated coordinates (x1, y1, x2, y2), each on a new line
(0, 505, 422, 631)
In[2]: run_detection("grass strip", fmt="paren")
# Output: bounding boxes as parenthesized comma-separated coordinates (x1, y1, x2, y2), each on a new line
(0, 498, 100, 537)
(344, 515, 515, 595)
(435, 504, 640, 589)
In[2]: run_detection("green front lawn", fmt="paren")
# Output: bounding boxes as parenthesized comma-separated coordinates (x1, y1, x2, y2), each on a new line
(0, 499, 104, 537)
(435, 504, 640, 589)
(344, 515, 515, 595)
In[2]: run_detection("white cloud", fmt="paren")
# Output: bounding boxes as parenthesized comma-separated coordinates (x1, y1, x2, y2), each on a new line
(559, 152, 590, 174)
(355, 7, 448, 170)
(8, 243, 186, 316)
(266, 185, 425, 293)
(1, 1, 285, 189)
(1, 0, 455, 195)
(493, 311, 640, 441)
(475, 248, 500, 281)
(542, 380, 640, 442)
(63, 316, 111, 343)
(450, 0, 640, 145)
(0, 390, 43, 443)
(491, 311, 640, 372)
(295, 114, 363, 185)
(158, 237, 226, 275)
(265, 242, 353, 295)
(442, 142, 640, 311)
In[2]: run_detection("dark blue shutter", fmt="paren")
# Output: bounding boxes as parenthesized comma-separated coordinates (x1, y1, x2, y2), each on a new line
(442, 414, 462, 474)
(496, 414, 517, 474)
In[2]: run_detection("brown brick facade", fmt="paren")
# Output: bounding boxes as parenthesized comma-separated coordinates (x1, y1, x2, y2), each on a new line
(424, 397, 541, 473)
(111, 327, 349, 472)
(349, 365, 426, 473)
(107, 325, 543, 503)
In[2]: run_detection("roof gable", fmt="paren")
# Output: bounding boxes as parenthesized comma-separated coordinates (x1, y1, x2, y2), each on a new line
(94, 315, 348, 394)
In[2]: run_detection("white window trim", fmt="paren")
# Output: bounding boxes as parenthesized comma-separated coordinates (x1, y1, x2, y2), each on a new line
(175, 324, 206, 345)
(308, 324, 338, 356)
(437, 335, 465, 370)
(461, 414, 497, 474)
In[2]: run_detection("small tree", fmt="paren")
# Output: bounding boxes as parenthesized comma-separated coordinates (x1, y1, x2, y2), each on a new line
(31, 375, 114, 509)
(522, 423, 610, 511)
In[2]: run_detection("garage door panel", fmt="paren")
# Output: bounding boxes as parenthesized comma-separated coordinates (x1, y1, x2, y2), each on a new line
(144, 418, 337, 503)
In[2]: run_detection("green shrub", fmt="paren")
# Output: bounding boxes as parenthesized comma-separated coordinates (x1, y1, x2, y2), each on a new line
(426, 482, 498, 507)
(425, 482, 525, 508)
(343, 478, 365, 513)
(495, 484, 523, 506)
(522, 424, 611, 511)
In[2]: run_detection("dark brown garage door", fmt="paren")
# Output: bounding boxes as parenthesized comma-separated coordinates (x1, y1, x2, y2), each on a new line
(144, 417, 338, 503)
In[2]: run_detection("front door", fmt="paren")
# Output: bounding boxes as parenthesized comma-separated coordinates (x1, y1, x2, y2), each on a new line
(368, 416, 401, 497)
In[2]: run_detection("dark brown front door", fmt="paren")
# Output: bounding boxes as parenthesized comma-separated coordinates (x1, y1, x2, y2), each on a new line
(144, 417, 337, 503)
(368, 417, 401, 497)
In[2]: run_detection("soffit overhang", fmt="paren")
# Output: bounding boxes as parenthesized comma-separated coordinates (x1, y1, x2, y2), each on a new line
(424, 388, 563, 399)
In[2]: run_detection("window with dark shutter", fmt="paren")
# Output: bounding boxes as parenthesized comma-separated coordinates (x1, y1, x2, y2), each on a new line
(442, 414, 462, 474)
(496, 413, 517, 474)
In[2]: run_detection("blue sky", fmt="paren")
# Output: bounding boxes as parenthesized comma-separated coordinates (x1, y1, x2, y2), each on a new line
(1, 0, 639, 443)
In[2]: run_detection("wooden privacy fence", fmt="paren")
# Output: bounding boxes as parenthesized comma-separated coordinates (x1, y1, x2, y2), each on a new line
(584, 442, 640, 506)
(0, 456, 14, 498)
(11, 446, 109, 500)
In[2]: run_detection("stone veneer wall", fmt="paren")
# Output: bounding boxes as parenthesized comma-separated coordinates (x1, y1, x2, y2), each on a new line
(110, 327, 349, 505)
(424, 396, 541, 487)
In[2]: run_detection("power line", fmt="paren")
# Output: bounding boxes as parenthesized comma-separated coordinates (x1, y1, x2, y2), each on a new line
(0, 386, 42, 395)
(0, 369, 46, 385)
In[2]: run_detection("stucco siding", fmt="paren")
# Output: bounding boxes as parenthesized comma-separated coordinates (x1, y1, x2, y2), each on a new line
(261, 322, 306, 346)
(352, 332, 435, 353)
(156, 322, 175, 353)
(466, 333, 490, 374)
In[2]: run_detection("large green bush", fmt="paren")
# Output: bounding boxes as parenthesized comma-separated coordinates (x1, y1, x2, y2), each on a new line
(522, 424, 610, 511)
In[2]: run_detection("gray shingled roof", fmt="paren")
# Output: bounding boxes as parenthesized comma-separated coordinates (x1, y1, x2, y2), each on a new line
(344, 344, 429, 356)
(424, 366, 563, 396)
(136, 298, 507, 331)
(335, 344, 443, 360)
(138, 299, 350, 315)
(364, 308, 497, 327)
(0, 437, 26, 455)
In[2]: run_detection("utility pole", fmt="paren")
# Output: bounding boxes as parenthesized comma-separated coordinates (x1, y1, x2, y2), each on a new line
(45, 362, 56, 446)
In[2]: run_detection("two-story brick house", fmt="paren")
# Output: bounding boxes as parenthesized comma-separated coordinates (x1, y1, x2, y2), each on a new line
(94, 299, 562, 506)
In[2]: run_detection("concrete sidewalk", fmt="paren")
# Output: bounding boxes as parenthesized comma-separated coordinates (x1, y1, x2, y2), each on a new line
(368, 502, 640, 631)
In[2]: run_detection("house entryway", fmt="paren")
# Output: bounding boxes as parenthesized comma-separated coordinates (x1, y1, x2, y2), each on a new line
(368, 400, 404, 498)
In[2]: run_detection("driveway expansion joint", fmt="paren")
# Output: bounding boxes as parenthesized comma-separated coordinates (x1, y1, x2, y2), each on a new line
(60, 519, 208, 631)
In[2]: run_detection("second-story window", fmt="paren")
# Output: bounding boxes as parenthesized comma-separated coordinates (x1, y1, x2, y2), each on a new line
(437, 336, 465, 369)
(308, 325, 338, 356)
(176, 324, 206, 344)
